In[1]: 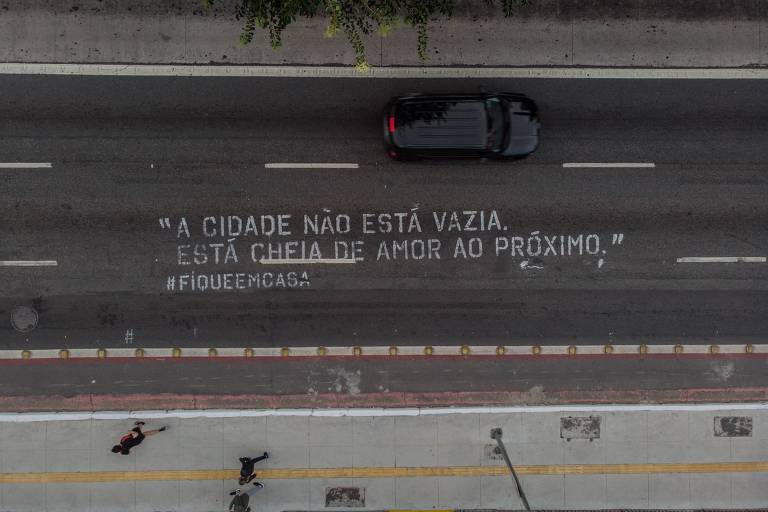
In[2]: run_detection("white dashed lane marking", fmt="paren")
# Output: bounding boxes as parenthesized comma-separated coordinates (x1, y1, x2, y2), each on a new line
(0, 260, 58, 267)
(0, 162, 52, 168)
(562, 162, 656, 168)
(677, 257, 766, 263)
(264, 163, 359, 169)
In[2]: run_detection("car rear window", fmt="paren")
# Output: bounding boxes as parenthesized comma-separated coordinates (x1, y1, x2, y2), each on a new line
(394, 100, 487, 149)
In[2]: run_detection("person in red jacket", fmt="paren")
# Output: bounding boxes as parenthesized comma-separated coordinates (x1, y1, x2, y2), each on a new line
(111, 421, 168, 455)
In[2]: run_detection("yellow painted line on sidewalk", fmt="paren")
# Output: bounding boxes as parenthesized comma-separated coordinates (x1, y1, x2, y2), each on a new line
(1, 462, 767, 484)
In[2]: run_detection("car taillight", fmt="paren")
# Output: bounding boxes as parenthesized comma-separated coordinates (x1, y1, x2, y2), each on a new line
(388, 116, 395, 133)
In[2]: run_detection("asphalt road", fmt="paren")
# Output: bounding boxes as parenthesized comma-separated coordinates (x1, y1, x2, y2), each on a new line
(0, 76, 767, 349)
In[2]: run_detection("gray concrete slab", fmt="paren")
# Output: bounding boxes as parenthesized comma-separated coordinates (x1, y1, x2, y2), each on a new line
(264, 479, 310, 511)
(689, 473, 733, 508)
(310, 444, 355, 469)
(309, 417, 353, 446)
(47, 449, 90, 473)
(602, 411, 648, 442)
(649, 472, 691, 509)
(521, 441, 564, 465)
(89, 482, 136, 512)
(732, 472, 768, 508)
(521, 411, 563, 443)
(395, 476, 439, 508)
(352, 417, 395, 447)
(754, 410, 768, 439)
(395, 444, 437, 468)
(354, 444, 395, 468)
(437, 476, 482, 508)
(180, 480, 223, 512)
(648, 442, 693, 464)
(564, 439, 605, 465)
(648, 410, 689, 443)
(394, 416, 438, 445)
(46, 483, 92, 512)
(135, 481, 180, 512)
(438, 414, 480, 445)
(2, 422, 46, 449)
(563, 474, 607, 509)
(522, 474, 565, 509)
(4, 483, 48, 512)
(479, 475, 524, 509)
(3, 448, 45, 472)
(606, 474, 650, 509)
(603, 441, 648, 464)
(438, 443, 482, 467)
(688, 440, 733, 463)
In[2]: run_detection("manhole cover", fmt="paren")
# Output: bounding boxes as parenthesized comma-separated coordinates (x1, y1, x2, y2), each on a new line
(11, 306, 38, 333)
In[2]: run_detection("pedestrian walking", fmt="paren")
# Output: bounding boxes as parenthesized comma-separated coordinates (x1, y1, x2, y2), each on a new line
(111, 421, 168, 455)
(238, 452, 269, 485)
(228, 483, 264, 512)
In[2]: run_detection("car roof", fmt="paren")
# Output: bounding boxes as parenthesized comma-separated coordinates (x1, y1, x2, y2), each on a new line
(393, 98, 488, 149)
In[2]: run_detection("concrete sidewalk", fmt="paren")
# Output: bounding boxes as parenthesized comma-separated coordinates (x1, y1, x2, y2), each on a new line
(1, 0, 767, 68)
(0, 405, 766, 511)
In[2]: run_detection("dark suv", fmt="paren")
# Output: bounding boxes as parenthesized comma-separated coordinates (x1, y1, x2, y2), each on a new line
(383, 93, 539, 160)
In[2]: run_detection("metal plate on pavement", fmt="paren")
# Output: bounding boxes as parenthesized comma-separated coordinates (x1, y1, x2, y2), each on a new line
(714, 416, 753, 437)
(560, 416, 601, 440)
(325, 487, 365, 508)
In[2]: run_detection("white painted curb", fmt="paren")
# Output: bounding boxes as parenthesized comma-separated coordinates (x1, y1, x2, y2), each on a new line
(0, 403, 766, 423)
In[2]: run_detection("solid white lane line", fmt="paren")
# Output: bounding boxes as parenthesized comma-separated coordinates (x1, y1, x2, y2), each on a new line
(4, 64, 768, 80)
(0, 260, 58, 267)
(264, 163, 359, 169)
(562, 162, 656, 168)
(0, 162, 52, 168)
(677, 256, 766, 263)
(260, 258, 358, 264)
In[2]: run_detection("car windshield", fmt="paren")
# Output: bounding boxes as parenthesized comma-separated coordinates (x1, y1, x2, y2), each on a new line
(485, 97, 506, 151)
